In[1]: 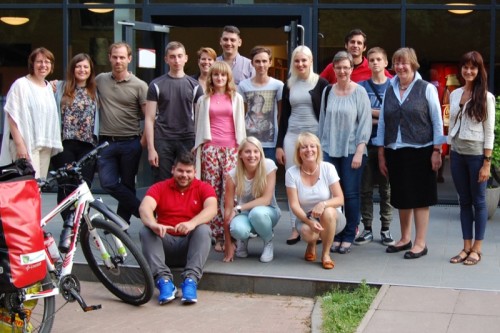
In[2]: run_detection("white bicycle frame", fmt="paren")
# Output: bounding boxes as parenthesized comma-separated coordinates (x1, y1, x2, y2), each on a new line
(25, 180, 126, 301)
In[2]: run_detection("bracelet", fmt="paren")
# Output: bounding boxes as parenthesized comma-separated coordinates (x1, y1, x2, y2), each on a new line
(432, 148, 441, 154)
(322, 201, 327, 208)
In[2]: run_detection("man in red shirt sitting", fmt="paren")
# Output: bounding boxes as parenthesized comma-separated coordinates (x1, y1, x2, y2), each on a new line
(139, 153, 217, 305)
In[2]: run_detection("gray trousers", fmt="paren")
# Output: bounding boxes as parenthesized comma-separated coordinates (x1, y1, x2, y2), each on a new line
(139, 223, 211, 284)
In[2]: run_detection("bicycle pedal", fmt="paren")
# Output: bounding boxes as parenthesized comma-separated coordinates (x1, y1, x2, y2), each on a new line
(83, 304, 102, 312)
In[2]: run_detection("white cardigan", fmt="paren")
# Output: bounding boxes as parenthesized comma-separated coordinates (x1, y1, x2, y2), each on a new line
(447, 87, 495, 150)
(193, 92, 247, 178)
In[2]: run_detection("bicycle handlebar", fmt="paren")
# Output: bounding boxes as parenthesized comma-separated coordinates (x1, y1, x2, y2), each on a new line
(40, 141, 109, 189)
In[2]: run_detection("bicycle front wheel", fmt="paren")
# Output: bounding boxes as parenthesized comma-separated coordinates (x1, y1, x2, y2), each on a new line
(80, 217, 154, 305)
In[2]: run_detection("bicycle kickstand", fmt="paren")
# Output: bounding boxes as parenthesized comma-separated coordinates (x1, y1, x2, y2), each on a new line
(68, 288, 102, 312)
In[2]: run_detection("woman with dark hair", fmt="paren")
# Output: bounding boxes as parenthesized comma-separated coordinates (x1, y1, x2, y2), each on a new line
(51, 53, 99, 251)
(0, 47, 62, 178)
(194, 61, 246, 252)
(448, 51, 495, 266)
(377, 47, 445, 259)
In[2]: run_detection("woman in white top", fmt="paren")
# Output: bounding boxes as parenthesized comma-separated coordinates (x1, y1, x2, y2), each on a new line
(0, 47, 62, 178)
(223, 137, 280, 263)
(275, 45, 329, 245)
(285, 132, 346, 270)
(448, 51, 495, 266)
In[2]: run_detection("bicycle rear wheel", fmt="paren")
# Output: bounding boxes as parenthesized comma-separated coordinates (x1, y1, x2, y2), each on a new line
(80, 217, 154, 305)
(0, 273, 56, 333)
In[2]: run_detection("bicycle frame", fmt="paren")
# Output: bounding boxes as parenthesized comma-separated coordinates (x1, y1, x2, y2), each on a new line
(25, 180, 127, 303)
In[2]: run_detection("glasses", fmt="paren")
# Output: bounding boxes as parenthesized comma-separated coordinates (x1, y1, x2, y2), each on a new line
(334, 66, 352, 72)
(393, 62, 410, 67)
(35, 60, 52, 65)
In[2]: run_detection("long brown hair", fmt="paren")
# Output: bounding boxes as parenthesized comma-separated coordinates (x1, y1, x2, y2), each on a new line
(460, 51, 488, 122)
(62, 53, 97, 104)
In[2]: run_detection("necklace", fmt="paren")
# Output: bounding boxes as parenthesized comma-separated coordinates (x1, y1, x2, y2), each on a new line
(213, 93, 225, 104)
(301, 164, 319, 176)
(399, 84, 409, 91)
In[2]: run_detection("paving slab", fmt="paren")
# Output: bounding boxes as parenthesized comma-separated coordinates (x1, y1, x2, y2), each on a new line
(51, 281, 314, 333)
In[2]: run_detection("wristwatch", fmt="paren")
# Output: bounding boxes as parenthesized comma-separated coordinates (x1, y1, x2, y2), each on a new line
(484, 155, 492, 162)
(234, 205, 242, 214)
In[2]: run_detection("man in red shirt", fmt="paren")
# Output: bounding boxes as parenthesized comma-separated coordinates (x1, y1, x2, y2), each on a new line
(139, 153, 217, 305)
(320, 29, 392, 84)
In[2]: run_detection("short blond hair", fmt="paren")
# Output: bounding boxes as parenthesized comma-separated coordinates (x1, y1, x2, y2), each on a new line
(293, 132, 323, 166)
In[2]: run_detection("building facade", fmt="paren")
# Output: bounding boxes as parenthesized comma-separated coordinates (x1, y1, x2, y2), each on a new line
(0, 0, 499, 186)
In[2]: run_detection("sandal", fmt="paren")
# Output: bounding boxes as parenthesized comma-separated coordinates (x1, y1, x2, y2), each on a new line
(464, 250, 482, 266)
(322, 259, 335, 270)
(450, 249, 470, 264)
(304, 244, 317, 262)
(214, 238, 225, 252)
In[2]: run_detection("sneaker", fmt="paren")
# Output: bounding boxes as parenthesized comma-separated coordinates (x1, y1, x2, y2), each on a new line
(156, 278, 176, 305)
(235, 238, 249, 258)
(380, 230, 396, 246)
(181, 278, 198, 304)
(260, 239, 274, 263)
(354, 230, 373, 245)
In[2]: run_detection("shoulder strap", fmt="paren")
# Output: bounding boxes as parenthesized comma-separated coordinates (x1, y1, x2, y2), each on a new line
(323, 84, 332, 114)
(367, 79, 383, 104)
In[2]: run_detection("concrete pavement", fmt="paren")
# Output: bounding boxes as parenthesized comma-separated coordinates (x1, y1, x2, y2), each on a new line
(40, 161, 500, 332)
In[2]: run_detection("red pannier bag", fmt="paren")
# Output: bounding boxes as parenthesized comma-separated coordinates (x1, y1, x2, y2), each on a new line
(0, 165, 46, 292)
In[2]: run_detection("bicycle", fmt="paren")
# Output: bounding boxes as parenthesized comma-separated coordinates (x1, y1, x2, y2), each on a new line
(0, 141, 154, 333)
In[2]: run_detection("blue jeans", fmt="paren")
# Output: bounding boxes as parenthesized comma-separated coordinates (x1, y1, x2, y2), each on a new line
(450, 151, 488, 240)
(263, 147, 276, 164)
(98, 138, 142, 222)
(324, 153, 366, 243)
(230, 206, 280, 242)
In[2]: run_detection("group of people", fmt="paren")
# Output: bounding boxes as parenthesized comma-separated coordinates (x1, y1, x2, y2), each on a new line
(0, 24, 494, 306)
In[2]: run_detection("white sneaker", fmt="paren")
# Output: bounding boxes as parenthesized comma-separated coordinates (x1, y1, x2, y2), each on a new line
(235, 239, 248, 258)
(260, 239, 274, 263)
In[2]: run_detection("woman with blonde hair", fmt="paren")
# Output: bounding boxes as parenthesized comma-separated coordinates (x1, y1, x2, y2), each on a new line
(276, 45, 329, 245)
(194, 61, 246, 252)
(285, 132, 346, 269)
(223, 137, 280, 263)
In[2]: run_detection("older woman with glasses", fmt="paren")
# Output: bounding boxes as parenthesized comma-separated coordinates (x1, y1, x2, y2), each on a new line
(1, 47, 62, 178)
(318, 51, 372, 255)
(376, 47, 445, 259)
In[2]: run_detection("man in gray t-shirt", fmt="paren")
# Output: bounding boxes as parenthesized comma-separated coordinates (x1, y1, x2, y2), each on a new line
(96, 42, 148, 224)
(144, 41, 203, 182)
